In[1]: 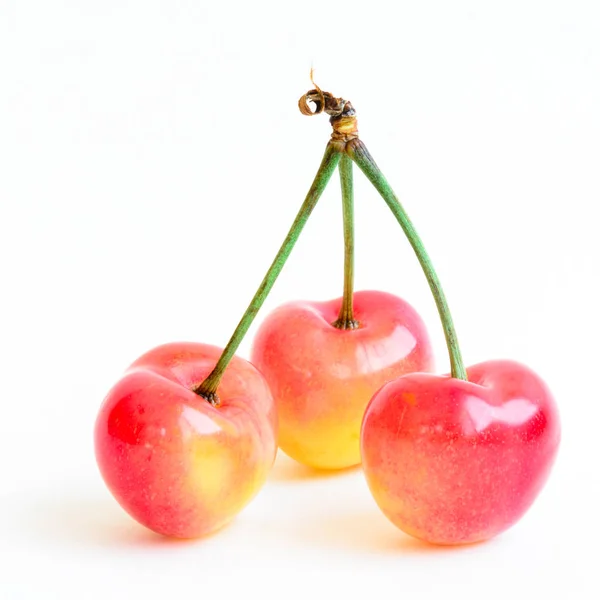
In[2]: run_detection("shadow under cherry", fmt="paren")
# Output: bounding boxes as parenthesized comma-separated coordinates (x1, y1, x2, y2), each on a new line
(290, 508, 490, 555)
(268, 451, 362, 483)
(10, 491, 222, 550)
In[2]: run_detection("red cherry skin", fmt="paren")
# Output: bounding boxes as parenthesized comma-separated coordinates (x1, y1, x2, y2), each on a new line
(361, 360, 561, 545)
(250, 290, 434, 469)
(94, 342, 277, 538)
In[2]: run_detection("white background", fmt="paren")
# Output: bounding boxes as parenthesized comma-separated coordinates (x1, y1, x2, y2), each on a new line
(1, 1, 599, 598)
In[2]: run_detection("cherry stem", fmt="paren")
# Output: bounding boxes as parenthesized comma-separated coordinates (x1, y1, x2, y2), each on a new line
(332, 154, 359, 330)
(347, 139, 468, 381)
(193, 143, 342, 403)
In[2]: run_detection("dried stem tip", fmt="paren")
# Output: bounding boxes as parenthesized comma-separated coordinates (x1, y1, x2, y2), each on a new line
(298, 88, 359, 143)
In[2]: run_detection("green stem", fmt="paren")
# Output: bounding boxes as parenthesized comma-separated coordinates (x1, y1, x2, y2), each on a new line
(332, 154, 359, 330)
(194, 143, 342, 404)
(347, 139, 467, 381)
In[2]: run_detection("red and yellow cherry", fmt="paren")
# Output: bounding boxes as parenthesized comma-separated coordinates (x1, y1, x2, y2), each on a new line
(360, 360, 561, 545)
(94, 342, 277, 538)
(250, 289, 434, 469)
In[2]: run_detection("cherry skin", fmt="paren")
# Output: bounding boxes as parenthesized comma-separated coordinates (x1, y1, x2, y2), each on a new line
(94, 342, 277, 538)
(250, 290, 434, 469)
(360, 360, 561, 545)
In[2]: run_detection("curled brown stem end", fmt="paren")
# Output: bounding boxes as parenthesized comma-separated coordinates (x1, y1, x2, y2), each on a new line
(298, 75, 358, 143)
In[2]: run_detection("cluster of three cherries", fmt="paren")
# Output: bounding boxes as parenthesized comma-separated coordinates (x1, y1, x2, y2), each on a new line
(94, 86, 561, 546)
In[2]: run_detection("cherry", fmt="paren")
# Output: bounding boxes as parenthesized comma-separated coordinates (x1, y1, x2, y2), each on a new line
(251, 290, 433, 469)
(361, 360, 560, 545)
(94, 342, 277, 538)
